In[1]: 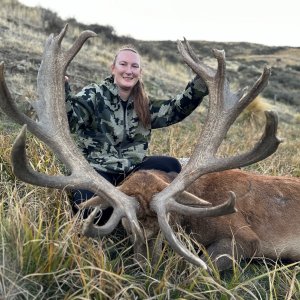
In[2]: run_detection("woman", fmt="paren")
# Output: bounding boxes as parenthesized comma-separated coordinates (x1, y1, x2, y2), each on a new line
(65, 45, 208, 222)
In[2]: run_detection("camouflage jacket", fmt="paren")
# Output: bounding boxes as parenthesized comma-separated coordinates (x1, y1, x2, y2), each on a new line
(65, 75, 207, 174)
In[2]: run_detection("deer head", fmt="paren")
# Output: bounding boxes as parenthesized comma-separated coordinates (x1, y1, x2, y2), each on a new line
(0, 27, 281, 270)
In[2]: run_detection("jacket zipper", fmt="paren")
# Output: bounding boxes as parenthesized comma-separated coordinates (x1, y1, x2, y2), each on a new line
(118, 100, 128, 158)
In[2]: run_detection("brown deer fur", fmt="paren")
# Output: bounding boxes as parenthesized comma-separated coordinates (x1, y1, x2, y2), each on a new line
(119, 169, 300, 271)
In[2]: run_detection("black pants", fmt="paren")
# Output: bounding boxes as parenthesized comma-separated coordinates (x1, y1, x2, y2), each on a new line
(71, 155, 181, 224)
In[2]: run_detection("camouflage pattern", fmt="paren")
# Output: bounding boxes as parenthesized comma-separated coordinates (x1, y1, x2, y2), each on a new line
(65, 75, 208, 174)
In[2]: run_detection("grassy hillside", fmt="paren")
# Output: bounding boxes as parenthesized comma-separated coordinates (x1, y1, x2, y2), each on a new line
(1, 0, 300, 299)
(1, 0, 300, 108)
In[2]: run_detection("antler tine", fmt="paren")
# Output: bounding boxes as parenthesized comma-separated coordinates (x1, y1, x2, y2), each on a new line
(0, 62, 34, 127)
(156, 210, 208, 269)
(238, 66, 271, 110)
(150, 40, 280, 268)
(177, 39, 214, 82)
(0, 26, 145, 243)
(182, 37, 201, 64)
(213, 110, 282, 171)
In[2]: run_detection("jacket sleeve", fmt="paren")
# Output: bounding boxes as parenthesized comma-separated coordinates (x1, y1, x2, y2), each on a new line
(65, 82, 97, 133)
(150, 75, 208, 129)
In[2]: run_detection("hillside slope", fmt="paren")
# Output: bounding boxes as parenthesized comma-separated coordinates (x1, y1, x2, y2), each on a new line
(0, 0, 300, 120)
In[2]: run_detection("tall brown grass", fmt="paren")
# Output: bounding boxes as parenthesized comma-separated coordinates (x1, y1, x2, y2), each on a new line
(1, 110, 300, 298)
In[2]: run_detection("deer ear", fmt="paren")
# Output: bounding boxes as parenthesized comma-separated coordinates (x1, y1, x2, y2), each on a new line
(175, 191, 212, 207)
(147, 170, 212, 207)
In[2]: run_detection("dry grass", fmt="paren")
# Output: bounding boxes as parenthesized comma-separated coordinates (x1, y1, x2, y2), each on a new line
(234, 48, 300, 68)
(1, 124, 300, 298)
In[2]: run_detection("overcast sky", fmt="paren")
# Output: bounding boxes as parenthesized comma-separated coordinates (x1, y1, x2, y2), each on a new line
(19, 0, 300, 47)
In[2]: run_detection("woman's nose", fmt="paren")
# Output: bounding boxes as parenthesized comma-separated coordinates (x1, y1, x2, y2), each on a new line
(125, 66, 133, 74)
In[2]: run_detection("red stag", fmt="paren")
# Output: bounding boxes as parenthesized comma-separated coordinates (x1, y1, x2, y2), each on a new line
(0, 26, 285, 271)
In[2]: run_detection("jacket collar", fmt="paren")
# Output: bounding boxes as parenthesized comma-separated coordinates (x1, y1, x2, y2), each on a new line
(103, 75, 119, 96)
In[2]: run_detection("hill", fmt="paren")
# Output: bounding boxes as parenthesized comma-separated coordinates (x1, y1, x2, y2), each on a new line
(1, 0, 300, 115)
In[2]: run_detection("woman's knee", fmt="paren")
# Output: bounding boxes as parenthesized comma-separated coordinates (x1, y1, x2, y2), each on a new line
(138, 156, 182, 173)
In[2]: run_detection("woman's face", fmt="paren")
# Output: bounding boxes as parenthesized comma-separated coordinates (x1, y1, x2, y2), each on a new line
(111, 50, 142, 92)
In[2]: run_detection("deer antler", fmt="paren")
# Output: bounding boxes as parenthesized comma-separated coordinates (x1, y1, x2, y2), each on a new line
(0, 25, 144, 243)
(149, 39, 282, 268)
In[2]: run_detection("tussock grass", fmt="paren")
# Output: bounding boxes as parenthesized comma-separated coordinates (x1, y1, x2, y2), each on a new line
(1, 103, 300, 298)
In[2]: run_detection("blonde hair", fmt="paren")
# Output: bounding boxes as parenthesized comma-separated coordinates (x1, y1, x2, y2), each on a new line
(113, 45, 151, 128)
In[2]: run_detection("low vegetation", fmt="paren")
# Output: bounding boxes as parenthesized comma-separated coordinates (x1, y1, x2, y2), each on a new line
(0, 0, 300, 299)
